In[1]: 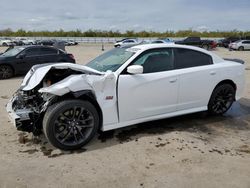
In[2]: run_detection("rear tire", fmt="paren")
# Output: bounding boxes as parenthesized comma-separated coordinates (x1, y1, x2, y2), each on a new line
(238, 46, 244, 51)
(0, 65, 14, 79)
(43, 100, 100, 150)
(208, 84, 235, 115)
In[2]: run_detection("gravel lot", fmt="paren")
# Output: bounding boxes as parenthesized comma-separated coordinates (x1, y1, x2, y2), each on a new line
(0, 44, 250, 188)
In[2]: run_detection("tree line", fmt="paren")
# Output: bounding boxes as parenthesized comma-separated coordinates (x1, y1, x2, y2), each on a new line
(0, 29, 250, 38)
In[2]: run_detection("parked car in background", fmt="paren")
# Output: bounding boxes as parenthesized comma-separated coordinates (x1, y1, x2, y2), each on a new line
(216, 39, 224, 47)
(0, 39, 14, 46)
(151, 38, 173, 44)
(114, 38, 140, 47)
(20, 38, 37, 45)
(0, 45, 75, 79)
(229, 40, 250, 51)
(220, 37, 241, 48)
(37, 40, 55, 46)
(175, 37, 217, 50)
(65, 40, 78, 46)
(12, 39, 25, 46)
(6, 43, 245, 150)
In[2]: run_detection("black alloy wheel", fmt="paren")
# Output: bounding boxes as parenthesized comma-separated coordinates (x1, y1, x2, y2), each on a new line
(43, 100, 99, 150)
(208, 84, 235, 115)
(0, 65, 14, 79)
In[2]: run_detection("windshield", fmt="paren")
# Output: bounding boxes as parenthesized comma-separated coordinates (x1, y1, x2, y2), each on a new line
(86, 48, 135, 72)
(1, 47, 24, 57)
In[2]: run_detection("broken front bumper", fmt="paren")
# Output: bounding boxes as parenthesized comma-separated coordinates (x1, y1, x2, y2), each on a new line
(6, 96, 34, 132)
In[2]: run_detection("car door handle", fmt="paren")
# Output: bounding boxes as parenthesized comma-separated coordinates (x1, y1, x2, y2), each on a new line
(169, 78, 177, 83)
(210, 71, 216, 75)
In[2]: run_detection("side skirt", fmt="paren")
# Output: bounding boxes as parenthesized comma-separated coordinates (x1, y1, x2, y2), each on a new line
(102, 106, 207, 131)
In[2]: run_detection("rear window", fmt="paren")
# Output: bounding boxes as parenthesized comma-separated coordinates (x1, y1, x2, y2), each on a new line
(174, 48, 212, 69)
(25, 48, 41, 56)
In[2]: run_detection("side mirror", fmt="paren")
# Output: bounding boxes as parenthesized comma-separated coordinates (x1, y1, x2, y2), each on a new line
(17, 54, 26, 59)
(127, 65, 143, 74)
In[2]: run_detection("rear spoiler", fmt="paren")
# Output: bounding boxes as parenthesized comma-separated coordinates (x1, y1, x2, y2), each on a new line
(223, 58, 245, 64)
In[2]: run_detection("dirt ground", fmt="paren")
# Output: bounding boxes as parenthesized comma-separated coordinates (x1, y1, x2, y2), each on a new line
(0, 44, 250, 188)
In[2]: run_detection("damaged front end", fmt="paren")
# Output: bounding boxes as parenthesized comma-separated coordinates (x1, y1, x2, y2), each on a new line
(6, 89, 54, 134)
(6, 63, 104, 135)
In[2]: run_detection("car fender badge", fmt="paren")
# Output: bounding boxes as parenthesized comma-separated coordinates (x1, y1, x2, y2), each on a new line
(105, 96, 113, 100)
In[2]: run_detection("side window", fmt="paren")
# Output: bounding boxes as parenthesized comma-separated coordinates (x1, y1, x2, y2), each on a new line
(190, 37, 199, 42)
(243, 41, 250, 44)
(174, 48, 212, 69)
(24, 48, 41, 57)
(185, 38, 191, 42)
(152, 40, 164, 44)
(40, 48, 58, 55)
(185, 37, 199, 42)
(124, 40, 135, 43)
(131, 49, 174, 73)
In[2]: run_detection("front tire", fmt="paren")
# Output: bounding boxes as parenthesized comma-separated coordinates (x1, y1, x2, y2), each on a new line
(238, 46, 244, 51)
(0, 65, 14, 79)
(43, 100, 100, 150)
(208, 84, 235, 115)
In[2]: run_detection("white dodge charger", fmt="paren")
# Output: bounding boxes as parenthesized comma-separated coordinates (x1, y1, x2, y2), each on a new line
(7, 44, 245, 150)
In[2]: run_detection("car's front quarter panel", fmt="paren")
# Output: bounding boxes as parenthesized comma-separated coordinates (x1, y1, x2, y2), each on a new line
(86, 72, 119, 127)
(39, 72, 120, 128)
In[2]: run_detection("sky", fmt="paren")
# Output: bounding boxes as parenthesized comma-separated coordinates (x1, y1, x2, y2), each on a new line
(1, 0, 250, 32)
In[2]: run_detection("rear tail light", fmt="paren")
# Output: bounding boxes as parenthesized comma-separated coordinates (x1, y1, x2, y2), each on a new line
(69, 54, 75, 60)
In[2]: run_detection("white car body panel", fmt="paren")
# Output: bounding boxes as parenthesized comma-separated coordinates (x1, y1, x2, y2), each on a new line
(118, 71, 178, 122)
(215, 61, 245, 100)
(176, 65, 219, 110)
(9, 44, 245, 132)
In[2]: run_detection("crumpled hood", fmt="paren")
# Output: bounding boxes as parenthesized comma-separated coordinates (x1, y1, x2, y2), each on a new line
(21, 63, 103, 91)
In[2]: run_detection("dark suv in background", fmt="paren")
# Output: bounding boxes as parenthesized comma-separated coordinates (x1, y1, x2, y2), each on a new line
(0, 46, 75, 79)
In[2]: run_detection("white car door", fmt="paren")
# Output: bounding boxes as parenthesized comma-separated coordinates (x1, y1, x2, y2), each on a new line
(174, 48, 219, 110)
(118, 48, 179, 122)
